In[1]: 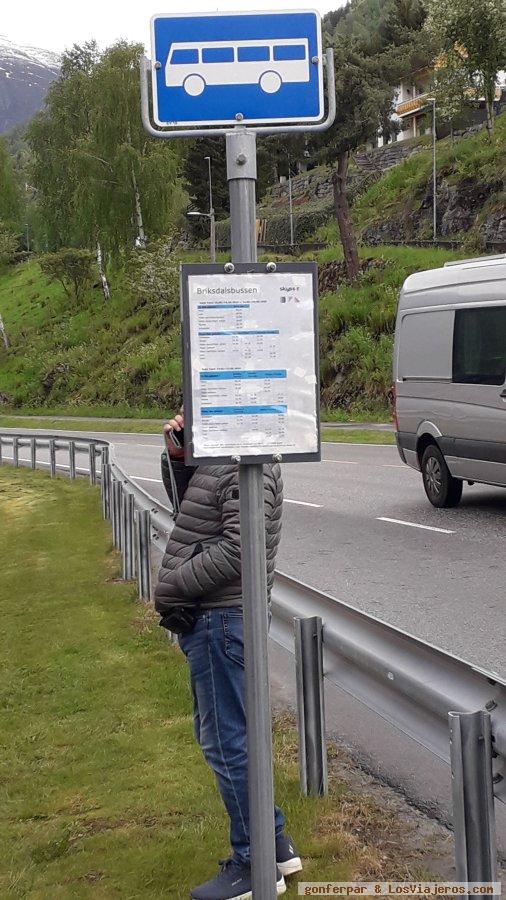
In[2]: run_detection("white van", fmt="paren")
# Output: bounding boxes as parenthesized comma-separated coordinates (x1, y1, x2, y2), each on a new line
(393, 255, 506, 507)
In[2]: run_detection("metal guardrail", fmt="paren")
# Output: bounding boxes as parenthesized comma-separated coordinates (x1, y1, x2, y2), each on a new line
(0, 430, 504, 883)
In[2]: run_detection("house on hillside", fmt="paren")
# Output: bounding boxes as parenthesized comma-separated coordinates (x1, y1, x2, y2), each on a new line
(377, 66, 506, 146)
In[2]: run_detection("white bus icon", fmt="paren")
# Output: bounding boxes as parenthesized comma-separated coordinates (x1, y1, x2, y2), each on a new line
(165, 38, 310, 96)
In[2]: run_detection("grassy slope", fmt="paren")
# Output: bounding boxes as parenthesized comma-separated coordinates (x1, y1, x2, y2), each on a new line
(0, 244, 462, 420)
(0, 120, 499, 419)
(314, 245, 461, 416)
(318, 112, 506, 245)
(0, 260, 182, 417)
(0, 466, 422, 896)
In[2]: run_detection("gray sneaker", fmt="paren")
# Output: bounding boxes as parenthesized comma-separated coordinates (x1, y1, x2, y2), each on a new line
(190, 858, 286, 900)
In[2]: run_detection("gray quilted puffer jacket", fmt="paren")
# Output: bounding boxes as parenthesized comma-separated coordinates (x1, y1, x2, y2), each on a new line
(154, 455, 283, 612)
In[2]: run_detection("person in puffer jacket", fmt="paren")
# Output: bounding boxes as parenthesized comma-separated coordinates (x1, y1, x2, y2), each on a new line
(155, 411, 302, 900)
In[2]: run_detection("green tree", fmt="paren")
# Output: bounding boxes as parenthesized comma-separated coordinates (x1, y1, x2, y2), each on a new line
(39, 249, 95, 302)
(425, 0, 506, 138)
(28, 41, 184, 285)
(0, 139, 22, 229)
(317, 41, 394, 280)
(311, 0, 433, 279)
(432, 49, 473, 140)
(0, 225, 18, 268)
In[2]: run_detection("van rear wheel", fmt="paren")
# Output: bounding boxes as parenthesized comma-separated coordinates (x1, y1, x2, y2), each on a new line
(421, 444, 463, 508)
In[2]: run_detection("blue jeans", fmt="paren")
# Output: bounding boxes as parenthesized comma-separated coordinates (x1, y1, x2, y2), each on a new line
(178, 608, 285, 864)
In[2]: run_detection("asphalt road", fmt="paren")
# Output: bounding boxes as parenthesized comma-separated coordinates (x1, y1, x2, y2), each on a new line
(3, 429, 505, 675)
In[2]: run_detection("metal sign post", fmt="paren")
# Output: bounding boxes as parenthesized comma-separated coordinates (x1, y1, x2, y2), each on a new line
(141, 12, 335, 896)
(229, 127, 277, 898)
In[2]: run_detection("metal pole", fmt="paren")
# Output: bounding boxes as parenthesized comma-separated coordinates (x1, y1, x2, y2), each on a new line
(100, 448, 111, 519)
(0, 436, 3, 465)
(49, 439, 56, 477)
(69, 441, 76, 480)
(210, 211, 216, 263)
(136, 508, 152, 601)
(294, 616, 328, 797)
(30, 437, 36, 470)
(287, 155, 294, 248)
(227, 128, 277, 900)
(449, 710, 498, 892)
(205, 155, 216, 263)
(122, 491, 135, 580)
(432, 98, 437, 241)
(13, 436, 19, 468)
(112, 479, 122, 548)
(89, 443, 97, 486)
(101, 462, 111, 520)
(119, 485, 125, 551)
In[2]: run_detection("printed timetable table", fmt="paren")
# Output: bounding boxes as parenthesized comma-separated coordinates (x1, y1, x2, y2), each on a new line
(182, 266, 320, 463)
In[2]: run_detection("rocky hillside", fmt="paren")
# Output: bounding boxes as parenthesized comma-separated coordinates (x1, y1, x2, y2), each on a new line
(246, 114, 506, 250)
(0, 36, 59, 133)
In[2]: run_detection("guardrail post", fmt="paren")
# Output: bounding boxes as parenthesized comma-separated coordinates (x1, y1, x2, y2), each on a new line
(449, 710, 498, 890)
(89, 442, 97, 486)
(13, 436, 19, 467)
(122, 491, 135, 580)
(136, 508, 152, 601)
(49, 439, 56, 477)
(68, 441, 76, 479)
(294, 616, 328, 797)
(101, 458, 111, 520)
(111, 479, 122, 548)
(30, 437, 36, 470)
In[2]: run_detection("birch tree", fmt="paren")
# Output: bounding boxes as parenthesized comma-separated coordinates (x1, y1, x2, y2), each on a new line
(425, 0, 506, 139)
(28, 41, 184, 290)
(0, 139, 22, 229)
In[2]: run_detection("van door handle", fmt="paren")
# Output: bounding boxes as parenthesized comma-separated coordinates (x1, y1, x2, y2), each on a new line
(500, 389, 506, 399)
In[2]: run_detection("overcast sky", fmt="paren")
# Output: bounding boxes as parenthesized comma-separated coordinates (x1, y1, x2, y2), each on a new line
(2, 1, 347, 53)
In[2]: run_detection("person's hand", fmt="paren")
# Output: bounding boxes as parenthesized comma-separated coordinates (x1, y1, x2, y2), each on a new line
(163, 410, 184, 458)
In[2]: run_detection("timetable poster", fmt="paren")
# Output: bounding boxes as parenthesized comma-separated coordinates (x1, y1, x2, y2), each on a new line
(185, 270, 319, 460)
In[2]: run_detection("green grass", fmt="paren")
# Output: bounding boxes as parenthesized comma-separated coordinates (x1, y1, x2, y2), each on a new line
(322, 429, 395, 444)
(0, 416, 396, 445)
(0, 241, 467, 422)
(0, 466, 372, 897)
(0, 415, 165, 434)
(1, 114, 500, 420)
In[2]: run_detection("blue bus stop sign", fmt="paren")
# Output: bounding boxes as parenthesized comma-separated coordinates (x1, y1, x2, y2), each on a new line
(150, 10, 324, 128)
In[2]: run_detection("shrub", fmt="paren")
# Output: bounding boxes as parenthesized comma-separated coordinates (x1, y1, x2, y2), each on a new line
(39, 249, 95, 302)
(0, 226, 18, 268)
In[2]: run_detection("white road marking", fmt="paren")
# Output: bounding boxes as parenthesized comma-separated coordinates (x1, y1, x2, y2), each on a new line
(322, 459, 359, 466)
(113, 441, 163, 447)
(285, 498, 323, 508)
(130, 475, 163, 483)
(377, 516, 455, 534)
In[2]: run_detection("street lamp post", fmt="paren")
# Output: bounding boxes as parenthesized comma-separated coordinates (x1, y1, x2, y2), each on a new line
(187, 210, 216, 262)
(287, 154, 294, 248)
(427, 97, 437, 241)
(204, 155, 216, 263)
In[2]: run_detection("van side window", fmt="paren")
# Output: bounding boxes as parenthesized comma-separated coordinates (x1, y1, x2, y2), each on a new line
(453, 306, 506, 386)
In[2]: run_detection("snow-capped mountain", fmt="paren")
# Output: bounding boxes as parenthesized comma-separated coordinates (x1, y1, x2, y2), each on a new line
(0, 36, 60, 133)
